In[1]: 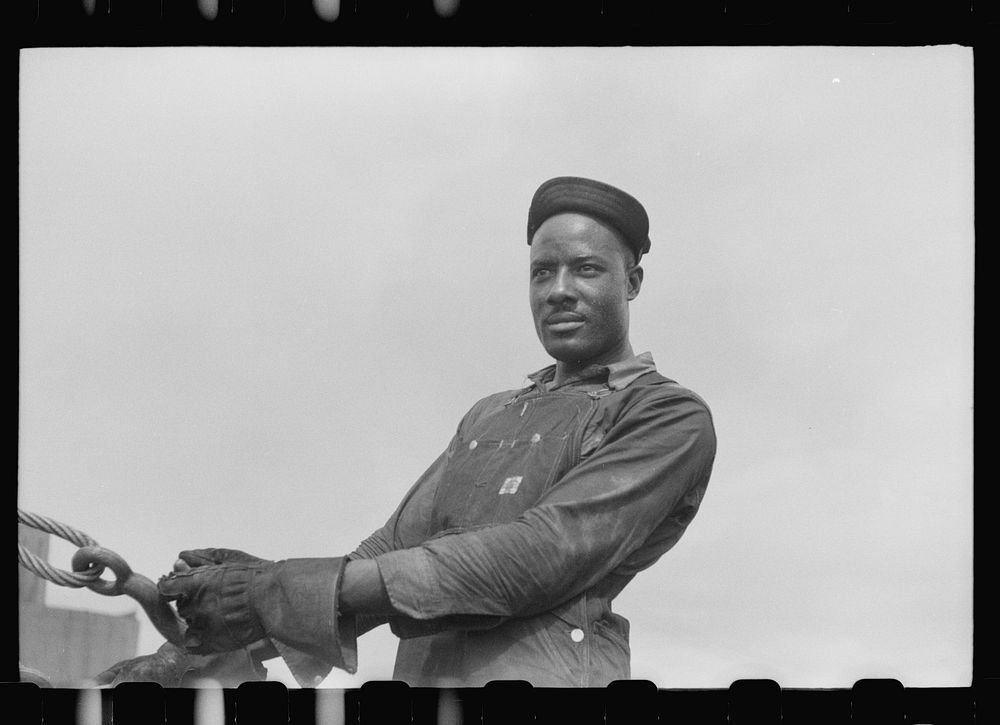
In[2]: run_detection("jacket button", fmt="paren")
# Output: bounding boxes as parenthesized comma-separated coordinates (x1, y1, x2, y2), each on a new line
(469, 440, 478, 450)
(570, 628, 585, 643)
(530, 433, 541, 443)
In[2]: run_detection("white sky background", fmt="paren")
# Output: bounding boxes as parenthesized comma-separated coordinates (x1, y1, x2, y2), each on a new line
(18, 46, 973, 689)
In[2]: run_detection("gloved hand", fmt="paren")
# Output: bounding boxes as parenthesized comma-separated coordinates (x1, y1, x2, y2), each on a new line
(159, 548, 273, 653)
(158, 548, 353, 673)
(93, 641, 267, 687)
(171, 547, 271, 570)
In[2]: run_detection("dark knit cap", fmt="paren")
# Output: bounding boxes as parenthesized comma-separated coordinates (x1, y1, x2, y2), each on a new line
(526, 176, 651, 261)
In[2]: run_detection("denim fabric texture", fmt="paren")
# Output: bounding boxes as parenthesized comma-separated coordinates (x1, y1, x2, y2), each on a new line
(346, 352, 716, 687)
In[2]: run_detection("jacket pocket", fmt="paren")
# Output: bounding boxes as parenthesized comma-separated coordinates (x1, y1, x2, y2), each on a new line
(591, 617, 631, 684)
(594, 614, 630, 652)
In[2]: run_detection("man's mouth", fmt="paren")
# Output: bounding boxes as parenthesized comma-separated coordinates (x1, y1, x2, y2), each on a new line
(545, 313, 585, 332)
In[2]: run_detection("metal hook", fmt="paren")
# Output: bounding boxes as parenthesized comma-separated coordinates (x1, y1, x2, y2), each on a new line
(72, 545, 187, 647)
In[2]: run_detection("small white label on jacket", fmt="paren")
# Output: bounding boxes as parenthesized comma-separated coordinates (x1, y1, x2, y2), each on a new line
(498, 476, 523, 495)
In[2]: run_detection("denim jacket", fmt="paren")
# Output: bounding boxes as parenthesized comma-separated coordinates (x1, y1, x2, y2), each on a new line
(343, 352, 716, 687)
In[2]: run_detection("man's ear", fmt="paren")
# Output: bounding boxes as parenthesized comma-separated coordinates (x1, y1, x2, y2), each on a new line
(627, 265, 643, 301)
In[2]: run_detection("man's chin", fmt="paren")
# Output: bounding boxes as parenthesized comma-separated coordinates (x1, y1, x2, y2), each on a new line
(543, 341, 591, 365)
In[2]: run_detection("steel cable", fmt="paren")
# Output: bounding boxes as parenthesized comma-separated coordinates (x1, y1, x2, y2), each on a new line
(17, 508, 105, 587)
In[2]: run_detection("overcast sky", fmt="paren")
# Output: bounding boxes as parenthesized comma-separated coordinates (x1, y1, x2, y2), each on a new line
(18, 46, 973, 689)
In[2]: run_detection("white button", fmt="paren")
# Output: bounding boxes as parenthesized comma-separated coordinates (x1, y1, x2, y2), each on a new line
(530, 433, 541, 443)
(570, 628, 585, 643)
(469, 440, 478, 450)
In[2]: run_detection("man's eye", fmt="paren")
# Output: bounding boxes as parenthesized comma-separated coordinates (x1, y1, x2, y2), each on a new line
(531, 269, 551, 280)
(578, 264, 599, 274)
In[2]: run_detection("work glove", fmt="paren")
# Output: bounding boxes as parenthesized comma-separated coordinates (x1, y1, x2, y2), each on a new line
(158, 548, 356, 686)
(93, 641, 268, 687)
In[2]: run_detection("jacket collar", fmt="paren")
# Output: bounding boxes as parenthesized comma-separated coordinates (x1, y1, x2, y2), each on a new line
(525, 351, 657, 392)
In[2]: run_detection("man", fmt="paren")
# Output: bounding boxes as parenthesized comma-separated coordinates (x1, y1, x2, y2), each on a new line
(96, 176, 716, 688)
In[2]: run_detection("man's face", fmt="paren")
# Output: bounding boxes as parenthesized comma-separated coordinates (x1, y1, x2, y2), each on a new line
(529, 213, 642, 368)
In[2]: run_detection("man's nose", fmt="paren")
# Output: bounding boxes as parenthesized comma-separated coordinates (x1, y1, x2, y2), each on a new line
(545, 268, 577, 305)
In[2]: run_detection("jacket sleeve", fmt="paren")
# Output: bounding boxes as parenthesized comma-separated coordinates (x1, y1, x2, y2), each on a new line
(349, 448, 451, 560)
(349, 392, 514, 559)
(342, 395, 510, 638)
(343, 448, 452, 638)
(373, 388, 716, 622)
